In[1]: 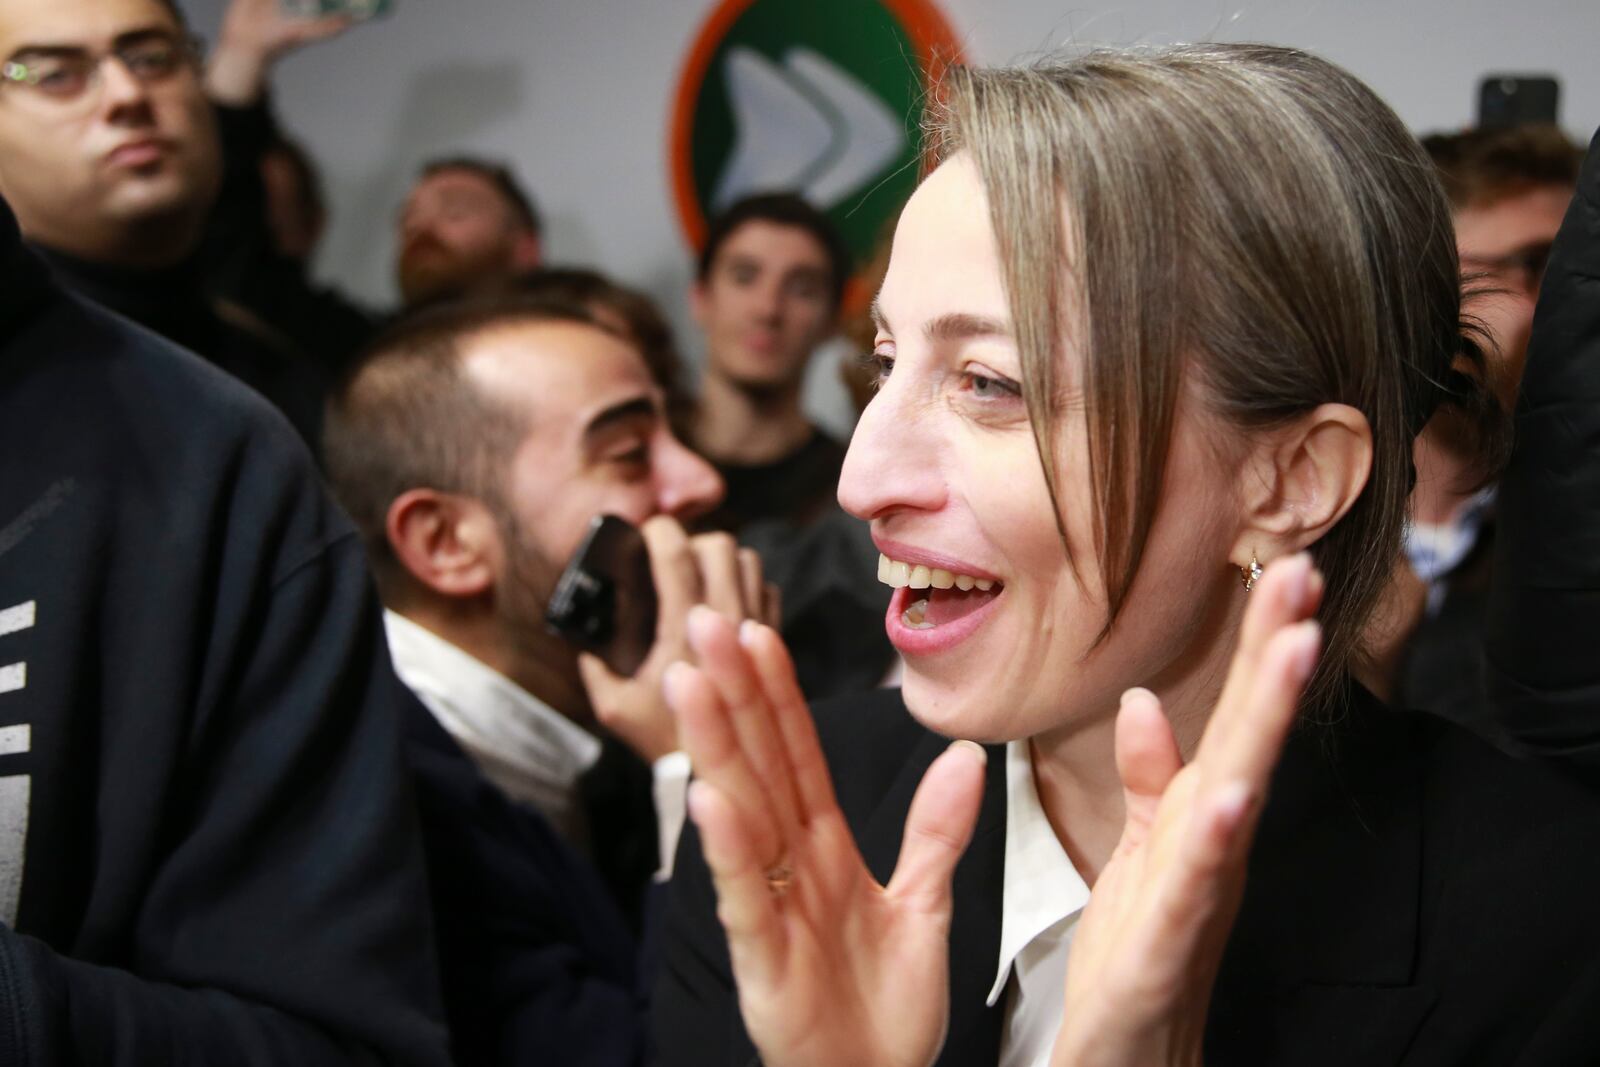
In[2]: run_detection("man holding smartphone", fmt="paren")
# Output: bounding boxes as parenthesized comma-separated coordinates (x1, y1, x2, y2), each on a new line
(324, 293, 772, 1066)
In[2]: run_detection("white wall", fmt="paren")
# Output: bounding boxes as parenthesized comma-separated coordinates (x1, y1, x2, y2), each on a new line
(182, 0, 1600, 436)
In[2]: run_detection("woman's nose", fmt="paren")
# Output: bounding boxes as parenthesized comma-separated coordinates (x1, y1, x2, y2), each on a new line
(837, 373, 947, 522)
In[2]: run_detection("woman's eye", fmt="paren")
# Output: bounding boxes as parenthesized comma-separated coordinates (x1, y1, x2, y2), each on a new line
(964, 368, 1021, 400)
(862, 348, 895, 387)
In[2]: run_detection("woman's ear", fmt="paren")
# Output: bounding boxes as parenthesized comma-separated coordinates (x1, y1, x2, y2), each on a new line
(1230, 403, 1373, 568)
(386, 489, 501, 599)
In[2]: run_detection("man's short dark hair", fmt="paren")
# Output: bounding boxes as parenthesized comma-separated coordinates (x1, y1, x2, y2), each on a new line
(418, 156, 542, 238)
(1421, 124, 1583, 210)
(697, 192, 851, 308)
(324, 295, 594, 592)
(521, 266, 686, 409)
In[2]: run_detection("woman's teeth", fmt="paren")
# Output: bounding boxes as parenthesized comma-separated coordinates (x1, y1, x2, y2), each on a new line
(876, 553, 996, 592)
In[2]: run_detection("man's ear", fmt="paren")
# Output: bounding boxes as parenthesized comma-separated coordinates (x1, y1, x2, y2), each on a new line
(1230, 402, 1373, 569)
(509, 230, 542, 274)
(386, 489, 500, 599)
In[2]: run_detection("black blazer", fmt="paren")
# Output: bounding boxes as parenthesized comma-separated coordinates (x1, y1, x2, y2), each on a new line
(655, 685, 1600, 1065)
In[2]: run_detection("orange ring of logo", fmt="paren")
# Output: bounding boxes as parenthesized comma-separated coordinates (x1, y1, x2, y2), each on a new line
(666, 0, 966, 253)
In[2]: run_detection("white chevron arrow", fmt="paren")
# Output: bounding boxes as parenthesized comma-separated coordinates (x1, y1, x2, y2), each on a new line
(713, 45, 907, 212)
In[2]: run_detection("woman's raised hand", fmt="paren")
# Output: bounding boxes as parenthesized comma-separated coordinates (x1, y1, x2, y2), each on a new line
(1052, 553, 1324, 1067)
(667, 606, 988, 1067)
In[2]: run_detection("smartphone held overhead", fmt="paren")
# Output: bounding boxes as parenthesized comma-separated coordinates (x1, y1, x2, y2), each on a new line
(1477, 74, 1560, 128)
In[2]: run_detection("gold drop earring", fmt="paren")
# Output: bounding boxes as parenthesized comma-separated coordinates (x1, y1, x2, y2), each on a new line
(1241, 552, 1263, 592)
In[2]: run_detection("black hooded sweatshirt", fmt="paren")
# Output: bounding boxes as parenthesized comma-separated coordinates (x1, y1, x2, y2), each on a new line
(0, 196, 449, 1065)
(29, 235, 327, 452)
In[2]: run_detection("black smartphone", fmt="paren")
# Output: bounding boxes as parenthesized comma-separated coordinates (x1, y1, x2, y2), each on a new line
(545, 515, 658, 677)
(1477, 75, 1559, 129)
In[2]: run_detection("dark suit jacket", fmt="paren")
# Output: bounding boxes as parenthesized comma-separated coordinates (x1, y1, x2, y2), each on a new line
(655, 685, 1600, 1065)
(405, 701, 662, 1067)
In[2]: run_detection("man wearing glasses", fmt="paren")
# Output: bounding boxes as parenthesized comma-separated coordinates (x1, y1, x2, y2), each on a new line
(1373, 122, 1583, 731)
(0, 0, 324, 448)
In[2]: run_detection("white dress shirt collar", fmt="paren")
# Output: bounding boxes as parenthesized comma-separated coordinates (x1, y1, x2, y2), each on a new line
(383, 610, 602, 837)
(988, 739, 1093, 1067)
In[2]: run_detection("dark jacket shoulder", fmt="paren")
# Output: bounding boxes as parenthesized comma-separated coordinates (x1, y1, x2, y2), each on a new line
(0, 208, 448, 1066)
(1211, 692, 1600, 1065)
(1484, 125, 1600, 761)
(403, 704, 651, 1067)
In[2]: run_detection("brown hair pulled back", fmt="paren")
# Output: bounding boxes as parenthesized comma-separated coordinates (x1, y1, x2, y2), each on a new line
(930, 44, 1484, 714)
(323, 295, 598, 592)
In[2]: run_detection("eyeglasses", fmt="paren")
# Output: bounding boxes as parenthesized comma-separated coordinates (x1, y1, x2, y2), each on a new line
(0, 33, 202, 107)
(1460, 240, 1554, 297)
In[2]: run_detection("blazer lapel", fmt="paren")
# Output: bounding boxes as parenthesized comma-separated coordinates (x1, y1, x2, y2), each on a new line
(842, 686, 1435, 1067)
(1209, 687, 1436, 1064)
(855, 727, 1010, 1067)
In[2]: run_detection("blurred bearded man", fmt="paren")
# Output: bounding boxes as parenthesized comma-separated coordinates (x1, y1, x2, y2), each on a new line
(397, 157, 543, 308)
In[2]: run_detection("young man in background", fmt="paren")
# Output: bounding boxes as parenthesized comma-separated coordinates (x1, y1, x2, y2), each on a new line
(687, 192, 852, 531)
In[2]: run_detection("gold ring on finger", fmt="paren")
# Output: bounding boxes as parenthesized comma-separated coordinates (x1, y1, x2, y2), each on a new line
(764, 863, 793, 899)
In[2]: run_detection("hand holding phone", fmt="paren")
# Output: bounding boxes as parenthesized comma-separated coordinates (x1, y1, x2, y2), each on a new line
(545, 515, 658, 677)
(555, 515, 779, 763)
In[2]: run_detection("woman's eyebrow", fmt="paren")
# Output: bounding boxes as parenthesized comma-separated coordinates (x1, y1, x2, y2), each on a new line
(924, 312, 1012, 342)
(867, 300, 1011, 342)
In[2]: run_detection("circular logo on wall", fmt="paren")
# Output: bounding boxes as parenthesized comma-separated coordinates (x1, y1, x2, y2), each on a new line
(669, 0, 964, 276)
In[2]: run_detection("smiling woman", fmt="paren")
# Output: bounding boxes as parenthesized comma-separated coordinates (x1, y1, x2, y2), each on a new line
(653, 42, 1600, 1067)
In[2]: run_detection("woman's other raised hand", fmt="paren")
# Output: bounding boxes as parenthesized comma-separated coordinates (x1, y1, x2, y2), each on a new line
(1052, 553, 1324, 1067)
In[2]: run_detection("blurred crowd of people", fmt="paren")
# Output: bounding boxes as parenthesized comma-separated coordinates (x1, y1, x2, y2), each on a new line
(0, 0, 1594, 1065)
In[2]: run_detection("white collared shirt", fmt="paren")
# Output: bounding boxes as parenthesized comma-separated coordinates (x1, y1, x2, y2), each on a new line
(1403, 485, 1497, 616)
(384, 611, 603, 839)
(383, 612, 692, 877)
(987, 739, 1092, 1067)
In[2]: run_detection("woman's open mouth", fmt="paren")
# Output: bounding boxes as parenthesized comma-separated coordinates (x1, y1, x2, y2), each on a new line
(877, 552, 1005, 655)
